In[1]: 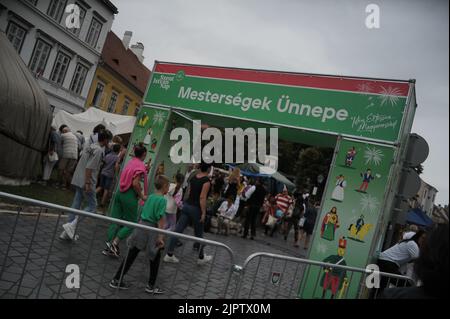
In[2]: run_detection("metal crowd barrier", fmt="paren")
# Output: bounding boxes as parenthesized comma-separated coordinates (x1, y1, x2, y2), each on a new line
(233, 252, 415, 299)
(0, 192, 415, 299)
(0, 192, 237, 299)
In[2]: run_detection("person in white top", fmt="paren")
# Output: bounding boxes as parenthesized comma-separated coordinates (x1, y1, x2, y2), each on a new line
(375, 230, 426, 295)
(59, 127, 79, 189)
(402, 224, 419, 240)
(216, 195, 240, 235)
(401, 224, 419, 278)
(164, 173, 184, 231)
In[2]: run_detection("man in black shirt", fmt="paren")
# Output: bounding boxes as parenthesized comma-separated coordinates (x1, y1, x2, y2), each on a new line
(242, 178, 267, 240)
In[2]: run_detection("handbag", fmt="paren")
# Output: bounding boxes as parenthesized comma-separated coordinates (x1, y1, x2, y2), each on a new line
(48, 152, 58, 163)
(298, 217, 306, 227)
(265, 215, 277, 227)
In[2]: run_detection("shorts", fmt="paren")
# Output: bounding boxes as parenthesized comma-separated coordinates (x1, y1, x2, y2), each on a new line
(99, 175, 114, 190)
(58, 158, 77, 172)
(302, 223, 314, 235)
(128, 220, 159, 261)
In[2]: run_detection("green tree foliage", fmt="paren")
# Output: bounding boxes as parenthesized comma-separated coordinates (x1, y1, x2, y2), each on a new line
(295, 147, 333, 194)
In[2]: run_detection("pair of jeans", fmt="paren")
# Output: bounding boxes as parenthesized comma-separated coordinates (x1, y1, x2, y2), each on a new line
(165, 213, 177, 231)
(114, 247, 162, 287)
(68, 186, 97, 223)
(243, 205, 260, 238)
(167, 203, 205, 259)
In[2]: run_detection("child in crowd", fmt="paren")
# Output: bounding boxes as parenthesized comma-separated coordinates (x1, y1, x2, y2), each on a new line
(109, 175, 170, 294)
(216, 195, 240, 235)
(96, 143, 120, 208)
(164, 173, 184, 231)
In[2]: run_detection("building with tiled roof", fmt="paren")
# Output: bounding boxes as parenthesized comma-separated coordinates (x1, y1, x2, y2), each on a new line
(85, 30, 151, 116)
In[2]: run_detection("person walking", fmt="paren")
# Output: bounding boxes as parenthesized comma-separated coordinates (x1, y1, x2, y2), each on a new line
(60, 130, 110, 241)
(164, 173, 184, 231)
(262, 195, 277, 236)
(96, 143, 121, 209)
(41, 124, 59, 185)
(283, 193, 304, 247)
(164, 162, 213, 265)
(85, 124, 106, 150)
(242, 178, 267, 240)
(53, 125, 66, 187)
(299, 201, 320, 250)
(275, 185, 294, 236)
(102, 143, 150, 257)
(75, 130, 85, 159)
(109, 175, 170, 294)
(59, 127, 79, 189)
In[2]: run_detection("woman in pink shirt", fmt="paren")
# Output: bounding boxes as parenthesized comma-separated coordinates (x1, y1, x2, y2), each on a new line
(102, 143, 150, 258)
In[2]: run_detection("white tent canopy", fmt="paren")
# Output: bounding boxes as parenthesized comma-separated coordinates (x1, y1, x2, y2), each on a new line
(53, 107, 136, 138)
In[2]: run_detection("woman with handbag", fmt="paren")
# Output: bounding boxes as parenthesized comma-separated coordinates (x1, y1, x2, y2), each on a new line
(262, 196, 278, 236)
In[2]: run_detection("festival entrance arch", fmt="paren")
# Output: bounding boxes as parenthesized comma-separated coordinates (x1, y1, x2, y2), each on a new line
(119, 61, 416, 299)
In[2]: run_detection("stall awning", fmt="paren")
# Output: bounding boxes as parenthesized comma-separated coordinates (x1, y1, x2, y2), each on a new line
(53, 107, 136, 138)
(226, 163, 296, 189)
(406, 208, 434, 227)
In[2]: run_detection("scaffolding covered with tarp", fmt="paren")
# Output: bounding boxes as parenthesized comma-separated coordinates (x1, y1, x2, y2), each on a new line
(0, 31, 52, 184)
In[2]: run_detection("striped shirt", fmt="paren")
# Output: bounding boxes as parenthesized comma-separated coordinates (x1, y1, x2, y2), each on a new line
(275, 194, 293, 213)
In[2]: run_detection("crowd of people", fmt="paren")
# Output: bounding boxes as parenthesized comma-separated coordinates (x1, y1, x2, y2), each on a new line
(44, 125, 321, 294)
(36, 124, 448, 298)
(40, 123, 127, 207)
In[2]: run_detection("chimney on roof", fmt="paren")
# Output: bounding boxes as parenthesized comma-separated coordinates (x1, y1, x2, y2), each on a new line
(130, 42, 145, 63)
(122, 31, 132, 49)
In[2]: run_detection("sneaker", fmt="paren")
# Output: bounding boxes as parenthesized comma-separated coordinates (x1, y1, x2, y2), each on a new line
(59, 230, 70, 241)
(163, 254, 180, 263)
(62, 221, 77, 240)
(110, 242, 120, 257)
(109, 279, 130, 290)
(102, 249, 115, 257)
(197, 255, 213, 265)
(145, 285, 164, 294)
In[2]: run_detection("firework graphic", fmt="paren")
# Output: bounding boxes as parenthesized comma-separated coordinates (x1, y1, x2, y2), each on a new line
(364, 146, 384, 166)
(316, 242, 328, 255)
(360, 194, 379, 214)
(378, 86, 403, 106)
(357, 82, 374, 95)
(153, 111, 166, 126)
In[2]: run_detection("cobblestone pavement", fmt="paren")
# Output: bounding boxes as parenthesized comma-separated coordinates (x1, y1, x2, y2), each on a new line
(0, 210, 311, 299)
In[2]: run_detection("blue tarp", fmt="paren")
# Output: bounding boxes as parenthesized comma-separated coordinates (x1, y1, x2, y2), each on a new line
(406, 208, 434, 227)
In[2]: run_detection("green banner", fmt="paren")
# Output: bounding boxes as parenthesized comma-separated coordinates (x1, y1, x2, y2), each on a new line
(299, 138, 395, 299)
(145, 72, 407, 143)
(108, 107, 170, 215)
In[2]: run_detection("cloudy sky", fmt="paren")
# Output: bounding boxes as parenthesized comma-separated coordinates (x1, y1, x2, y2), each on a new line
(111, 0, 449, 204)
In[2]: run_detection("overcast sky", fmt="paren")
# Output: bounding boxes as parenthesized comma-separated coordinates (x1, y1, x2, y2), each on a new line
(111, 0, 449, 204)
